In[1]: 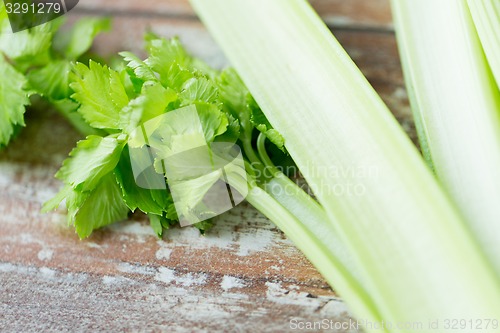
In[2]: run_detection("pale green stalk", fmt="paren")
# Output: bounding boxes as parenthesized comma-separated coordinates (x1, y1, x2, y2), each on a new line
(468, 0, 500, 87)
(392, 0, 500, 276)
(264, 173, 365, 287)
(227, 173, 382, 327)
(256, 134, 363, 284)
(190, 0, 500, 330)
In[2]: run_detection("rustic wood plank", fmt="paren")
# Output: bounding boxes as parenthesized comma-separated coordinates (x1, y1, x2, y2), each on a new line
(0, 108, 356, 332)
(311, 0, 392, 28)
(74, 0, 393, 28)
(75, 0, 195, 18)
(1, 2, 412, 331)
(1, 264, 357, 332)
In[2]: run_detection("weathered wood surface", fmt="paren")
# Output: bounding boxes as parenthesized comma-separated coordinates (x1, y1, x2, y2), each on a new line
(0, 0, 412, 332)
(75, 0, 393, 29)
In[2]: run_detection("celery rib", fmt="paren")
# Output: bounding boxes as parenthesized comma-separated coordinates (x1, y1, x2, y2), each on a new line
(227, 173, 384, 329)
(191, 0, 500, 330)
(468, 0, 500, 87)
(392, 0, 500, 276)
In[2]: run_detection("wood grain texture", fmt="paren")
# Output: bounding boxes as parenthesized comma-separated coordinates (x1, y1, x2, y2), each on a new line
(0, 1, 412, 332)
(74, 0, 393, 28)
(0, 109, 357, 332)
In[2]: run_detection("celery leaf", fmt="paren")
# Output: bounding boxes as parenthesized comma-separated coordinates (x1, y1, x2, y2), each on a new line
(248, 95, 285, 151)
(27, 60, 72, 100)
(119, 81, 178, 133)
(0, 56, 31, 147)
(67, 173, 129, 239)
(114, 146, 173, 216)
(56, 134, 126, 192)
(145, 37, 191, 81)
(71, 61, 129, 129)
(54, 18, 111, 60)
(119, 51, 158, 83)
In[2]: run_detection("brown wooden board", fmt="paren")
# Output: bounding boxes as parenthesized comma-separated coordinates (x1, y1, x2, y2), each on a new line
(75, 0, 393, 29)
(0, 1, 412, 332)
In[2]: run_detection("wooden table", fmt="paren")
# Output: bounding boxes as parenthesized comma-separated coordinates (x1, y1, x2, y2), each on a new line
(0, 1, 413, 332)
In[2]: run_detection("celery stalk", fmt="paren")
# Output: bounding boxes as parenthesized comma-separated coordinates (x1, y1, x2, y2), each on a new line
(227, 172, 381, 326)
(468, 0, 500, 87)
(191, 0, 500, 329)
(264, 173, 364, 284)
(256, 134, 364, 285)
(392, 0, 500, 276)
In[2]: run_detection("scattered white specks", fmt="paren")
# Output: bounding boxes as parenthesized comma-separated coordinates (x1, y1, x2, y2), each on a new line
(37, 249, 54, 261)
(102, 276, 118, 285)
(0, 262, 16, 273)
(175, 302, 231, 321)
(155, 242, 172, 261)
(265, 282, 325, 306)
(0, 164, 62, 204)
(166, 227, 234, 251)
(236, 228, 274, 256)
(102, 275, 133, 286)
(154, 267, 175, 284)
(319, 300, 346, 316)
(0, 164, 16, 185)
(0, 263, 56, 279)
(155, 267, 207, 287)
(86, 242, 104, 250)
(39, 267, 56, 278)
(20, 233, 37, 244)
(117, 262, 156, 276)
(113, 221, 157, 236)
(220, 275, 245, 291)
(264, 282, 346, 317)
(266, 282, 288, 298)
(161, 206, 290, 257)
(109, 222, 156, 243)
(393, 87, 408, 99)
(269, 265, 281, 271)
(219, 292, 249, 301)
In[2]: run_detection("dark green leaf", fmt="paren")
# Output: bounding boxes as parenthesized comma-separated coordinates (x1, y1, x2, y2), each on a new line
(0, 56, 30, 147)
(71, 61, 129, 129)
(149, 214, 163, 237)
(56, 134, 126, 192)
(27, 60, 71, 100)
(119, 51, 157, 82)
(248, 95, 285, 151)
(119, 81, 178, 133)
(114, 146, 169, 216)
(66, 173, 129, 239)
(54, 18, 111, 60)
